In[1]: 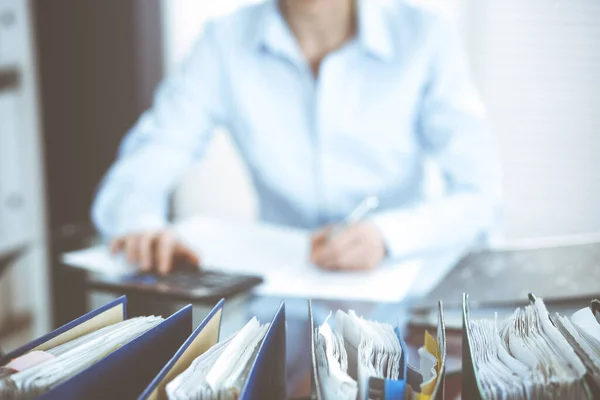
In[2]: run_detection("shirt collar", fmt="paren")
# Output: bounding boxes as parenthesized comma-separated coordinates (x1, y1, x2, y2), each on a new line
(252, 0, 395, 63)
(252, 0, 306, 67)
(356, 0, 395, 61)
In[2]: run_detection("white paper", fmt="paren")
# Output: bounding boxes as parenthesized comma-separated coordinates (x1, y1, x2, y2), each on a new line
(571, 307, 600, 343)
(62, 215, 461, 302)
(62, 245, 137, 276)
(316, 321, 358, 400)
(0, 316, 163, 398)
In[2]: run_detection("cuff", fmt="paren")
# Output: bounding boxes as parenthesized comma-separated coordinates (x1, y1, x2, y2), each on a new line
(370, 211, 418, 260)
(113, 214, 167, 237)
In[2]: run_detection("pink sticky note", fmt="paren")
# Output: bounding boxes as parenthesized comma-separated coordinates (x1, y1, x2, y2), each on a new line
(6, 351, 56, 372)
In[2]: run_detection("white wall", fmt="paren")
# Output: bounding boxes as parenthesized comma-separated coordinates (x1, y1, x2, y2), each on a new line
(470, 0, 600, 239)
(0, 0, 51, 340)
(162, 0, 600, 240)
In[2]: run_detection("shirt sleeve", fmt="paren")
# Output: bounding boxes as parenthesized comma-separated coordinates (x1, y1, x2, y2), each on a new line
(371, 16, 502, 260)
(92, 22, 230, 238)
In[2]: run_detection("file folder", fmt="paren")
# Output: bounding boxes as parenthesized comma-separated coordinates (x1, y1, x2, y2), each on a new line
(365, 330, 407, 400)
(139, 299, 225, 400)
(462, 293, 598, 399)
(1, 295, 128, 363)
(309, 301, 323, 400)
(310, 300, 446, 400)
(462, 293, 488, 400)
(141, 300, 287, 400)
(239, 301, 287, 400)
(1, 296, 192, 400)
(431, 301, 447, 400)
(310, 301, 413, 400)
(405, 301, 446, 400)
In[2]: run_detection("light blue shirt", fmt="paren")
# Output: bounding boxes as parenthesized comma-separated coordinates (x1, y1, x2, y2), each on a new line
(92, 0, 501, 259)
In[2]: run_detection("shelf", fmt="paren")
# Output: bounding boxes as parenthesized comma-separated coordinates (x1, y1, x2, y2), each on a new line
(0, 243, 28, 279)
(0, 312, 33, 347)
(0, 67, 19, 91)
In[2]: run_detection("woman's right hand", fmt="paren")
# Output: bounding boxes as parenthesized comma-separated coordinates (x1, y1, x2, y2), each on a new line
(110, 228, 200, 275)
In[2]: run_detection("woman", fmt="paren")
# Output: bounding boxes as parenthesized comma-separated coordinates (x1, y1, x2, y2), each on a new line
(94, 0, 500, 273)
(93, 0, 500, 391)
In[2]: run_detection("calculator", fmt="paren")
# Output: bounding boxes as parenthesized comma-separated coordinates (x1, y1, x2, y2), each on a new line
(86, 263, 263, 302)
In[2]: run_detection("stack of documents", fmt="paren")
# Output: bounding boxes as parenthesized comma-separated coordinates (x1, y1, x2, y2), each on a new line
(139, 299, 287, 400)
(309, 301, 446, 400)
(0, 317, 162, 399)
(0, 296, 194, 400)
(166, 317, 269, 399)
(463, 293, 600, 399)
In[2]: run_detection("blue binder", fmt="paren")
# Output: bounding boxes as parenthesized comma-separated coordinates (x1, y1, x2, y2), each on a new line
(1, 296, 192, 400)
(1, 296, 129, 364)
(139, 299, 225, 400)
(239, 301, 287, 400)
(140, 300, 287, 400)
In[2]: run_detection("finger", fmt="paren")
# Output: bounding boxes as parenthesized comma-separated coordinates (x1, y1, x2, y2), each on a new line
(310, 226, 332, 247)
(314, 229, 362, 269)
(310, 226, 334, 263)
(336, 243, 371, 271)
(331, 224, 363, 250)
(157, 232, 176, 275)
(175, 244, 201, 267)
(315, 241, 361, 270)
(125, 236, 141, 265)
(138, 233, 155, 272)
(110, 237, 125, 255)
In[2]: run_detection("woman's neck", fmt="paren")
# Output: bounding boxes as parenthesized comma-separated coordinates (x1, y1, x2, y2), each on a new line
(280, 0, 357, 75)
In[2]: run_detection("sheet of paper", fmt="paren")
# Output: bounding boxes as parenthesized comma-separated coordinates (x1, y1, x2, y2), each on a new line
(62, 245, 136, 276)
(62, 216, 462, 302)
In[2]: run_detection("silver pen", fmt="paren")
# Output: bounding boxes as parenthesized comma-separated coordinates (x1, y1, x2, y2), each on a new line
(328, 195, 380, 239)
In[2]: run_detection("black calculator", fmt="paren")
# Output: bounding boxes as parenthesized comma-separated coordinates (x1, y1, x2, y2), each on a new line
(86, 263, 263, 302)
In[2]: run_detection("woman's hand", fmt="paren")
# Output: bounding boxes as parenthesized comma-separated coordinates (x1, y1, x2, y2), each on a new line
(110, 228, 200, 275)
(310, 222, 386, 271)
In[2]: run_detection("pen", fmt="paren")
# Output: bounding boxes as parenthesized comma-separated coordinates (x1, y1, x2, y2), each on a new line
(328, 195, 379, 239)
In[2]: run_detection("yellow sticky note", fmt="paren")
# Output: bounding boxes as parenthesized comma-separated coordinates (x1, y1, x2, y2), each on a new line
(411, 331, 440, 400)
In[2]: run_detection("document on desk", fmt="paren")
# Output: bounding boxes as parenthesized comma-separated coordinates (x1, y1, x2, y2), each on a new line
(62, 216, 462, 302)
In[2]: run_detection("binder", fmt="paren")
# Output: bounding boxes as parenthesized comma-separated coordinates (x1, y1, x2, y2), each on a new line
(405, 301, 447, 400)
(139, 299, 225, 400)
(311, 300, 448, 400)
(461, 293, 487, 400)
(365, 332, 408, 400)
(309, 301, 323, 400)
(462, 293, 598, 399)
(1, 295, 129, 363)
(309, 299, 408, 400)
(431, 301, 447, 400)
(141, 300, 287, 400)
(1, 296, 192, 400)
